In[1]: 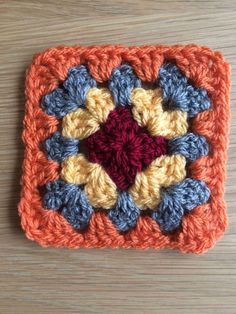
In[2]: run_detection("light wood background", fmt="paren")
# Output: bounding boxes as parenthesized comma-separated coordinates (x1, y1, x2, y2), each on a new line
(0, 1, 236, 313)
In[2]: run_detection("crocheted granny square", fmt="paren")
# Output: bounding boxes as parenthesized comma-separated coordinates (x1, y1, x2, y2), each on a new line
(19, 45, 230, 253)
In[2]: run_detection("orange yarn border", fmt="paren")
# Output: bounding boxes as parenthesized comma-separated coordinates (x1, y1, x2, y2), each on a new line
(19, 45, 230, 253)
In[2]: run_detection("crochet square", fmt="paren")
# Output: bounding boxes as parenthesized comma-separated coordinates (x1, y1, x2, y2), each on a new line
(19, 45, 230, 253)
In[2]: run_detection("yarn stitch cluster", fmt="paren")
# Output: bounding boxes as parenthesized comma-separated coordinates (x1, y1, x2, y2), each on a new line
(42, 62, 211, 233)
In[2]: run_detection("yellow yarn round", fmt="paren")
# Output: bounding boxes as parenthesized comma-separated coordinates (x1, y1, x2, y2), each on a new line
(129, 154, 186, 210)
(62, 108, 99, 140)
(131, 88, 188, 139)
(61, 154, 118, 209)
(62, 88, 114, 140)
(61, 154, 95, 185)
(85, 166, 118, 209)
(86, 87, 115, 124)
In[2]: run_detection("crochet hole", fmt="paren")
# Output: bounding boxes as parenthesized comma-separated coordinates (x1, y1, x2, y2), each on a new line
(208, 59, 213, 69)
(162, 99, 175, 111)
(78, 139, 89, 157)
(39, 185, 48, 208)
(140, 208, 154, 216)
(39, 141, 45, 153)
(56, 122, 63, 134)
(97, 81, 108, 89)
(162, 225, 183, 236)
(141, 81, 156, 90)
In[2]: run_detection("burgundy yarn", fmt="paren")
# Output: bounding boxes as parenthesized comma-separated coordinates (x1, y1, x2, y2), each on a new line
(85, 108, 167, 190)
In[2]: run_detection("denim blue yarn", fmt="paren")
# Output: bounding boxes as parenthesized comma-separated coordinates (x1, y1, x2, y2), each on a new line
(108, 191, 141, 232)
(168, 133, 209, 161)
(158, 63, 211, 117)
(108, 64, 141, 106)
(152, 178, 210, 232)
(43, 180, 93, 230)
(44, 180, 66, 209)
(44, 131, 79, 162)
(42, 65, 97, 118)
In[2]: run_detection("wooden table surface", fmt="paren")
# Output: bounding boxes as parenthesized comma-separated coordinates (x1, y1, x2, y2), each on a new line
(0, 1, 236, 313)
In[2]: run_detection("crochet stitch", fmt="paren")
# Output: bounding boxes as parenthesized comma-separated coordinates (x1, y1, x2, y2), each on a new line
(19, 45, 230, 253)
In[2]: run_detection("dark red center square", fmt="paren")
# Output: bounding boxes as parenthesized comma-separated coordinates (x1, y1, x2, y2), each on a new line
(84, 107, 167, 190)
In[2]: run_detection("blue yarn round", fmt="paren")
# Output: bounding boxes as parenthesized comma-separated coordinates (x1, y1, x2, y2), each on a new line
(42, 65, 97, 118)
(61, 185, 93, 231)
(108, 191, 141, 232)
(108, 64, 141, 106)
(43, 180, 93, 230)
(153, 196, 184, 233)
(168, 133, 209, 161)
(43, 180, 66, 210)
(153, 178, 210, 232)
(158, 63, 211, 117)
(44, 131, 79, 162)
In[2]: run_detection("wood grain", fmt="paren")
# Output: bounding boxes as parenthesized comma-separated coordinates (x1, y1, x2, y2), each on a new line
(0, 1, 236, 313)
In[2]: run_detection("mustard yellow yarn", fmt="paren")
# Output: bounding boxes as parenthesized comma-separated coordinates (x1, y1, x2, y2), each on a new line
(86, 87, 115, 124)
(62, 108, 99, 140)
(131, 88, 188, 139)
(152, 155, 186, 187)
(129, 155, 186, 210)
(84, 166, 118, 209)
(62, 88, 114, 140)
(61, 154, 118, 209)
(61, 154, 95, 184)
